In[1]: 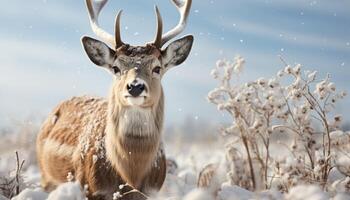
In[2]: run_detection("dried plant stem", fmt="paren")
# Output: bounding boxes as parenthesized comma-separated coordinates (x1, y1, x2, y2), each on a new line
(304, 87, 333, 186)
(322, 113, 332, 185)
(235, 108, 256, 190)
(208, 56, 347, 192)
(14, 151, 25, 196)
(241, 134, 256, 190)
(264, 137, 270, 189)
(304, 145, 315, 170)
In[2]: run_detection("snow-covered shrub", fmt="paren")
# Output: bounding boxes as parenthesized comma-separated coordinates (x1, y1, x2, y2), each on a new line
(0, 152, 26, 199)
(3, 56, 350, 200)
(207, 56, 349, 193)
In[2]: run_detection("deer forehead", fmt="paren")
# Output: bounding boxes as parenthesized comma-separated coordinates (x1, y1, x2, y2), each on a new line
(115, 55, 160, 70)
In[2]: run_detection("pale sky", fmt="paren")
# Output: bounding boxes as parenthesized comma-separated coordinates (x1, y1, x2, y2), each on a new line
(1, 0, 349, 128)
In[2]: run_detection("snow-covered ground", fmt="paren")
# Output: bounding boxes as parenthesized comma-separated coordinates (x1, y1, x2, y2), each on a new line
(0, 129, 349, 200)
(1, 58, 350, 199)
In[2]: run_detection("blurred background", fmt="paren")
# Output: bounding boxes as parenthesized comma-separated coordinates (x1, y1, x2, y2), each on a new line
(1, 0, 349, 135)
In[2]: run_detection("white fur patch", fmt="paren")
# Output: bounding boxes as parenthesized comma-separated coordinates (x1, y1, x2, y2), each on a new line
(126, 96, 145, 106)
(51, 114, 58, 125)
(118, 107, 156, 137)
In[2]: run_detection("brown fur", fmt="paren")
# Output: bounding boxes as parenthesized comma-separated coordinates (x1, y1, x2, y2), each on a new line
(116, 44, 161, 58)
(36, 95, 166, 200)
(38, 20, 193, 199)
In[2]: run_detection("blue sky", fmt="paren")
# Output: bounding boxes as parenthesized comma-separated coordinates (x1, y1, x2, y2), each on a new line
(0, 0, 349, 128)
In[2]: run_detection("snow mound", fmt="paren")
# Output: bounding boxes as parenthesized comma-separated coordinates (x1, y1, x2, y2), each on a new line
(183, 188, 214, 200)
(218, 184, 253, 200)
(285, 185, 329, 200)
(13, 182, 85, 200)
(47, 182, 85, 200)
(12, 188, 48, 200)
(333, 193, 350, 200)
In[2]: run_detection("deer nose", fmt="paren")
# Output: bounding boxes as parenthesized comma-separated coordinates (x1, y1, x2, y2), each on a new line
(127, 82, 145, 97)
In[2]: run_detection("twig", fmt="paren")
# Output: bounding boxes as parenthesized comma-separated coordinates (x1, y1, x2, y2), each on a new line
(14, 151, 25, 196)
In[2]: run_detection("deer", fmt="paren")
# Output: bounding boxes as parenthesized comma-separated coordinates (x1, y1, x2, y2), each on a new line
(36, 0, 193, 199)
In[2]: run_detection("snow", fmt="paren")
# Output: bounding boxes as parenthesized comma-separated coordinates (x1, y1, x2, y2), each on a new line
(333, 193, 350, 200)
(177, 169, 197, 186)
(183, 188, 213, 200)
(285, 185, 328, 200)
(1, 58, 350, 200)
(11, 182, 86, 200)
(10, 181, 350, 200)
(22, 166, 41, 186)
(12, 188, 48, 200)
(47, 182, 85, 200)
(2, 120, 350, 200)
(218, 184, 253, 200)
(5, 130, 349, 200)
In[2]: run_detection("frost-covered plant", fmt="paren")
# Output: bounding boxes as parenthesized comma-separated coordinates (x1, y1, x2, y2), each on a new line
(0, 152, 25, 198)
(207, 56, 349, 192)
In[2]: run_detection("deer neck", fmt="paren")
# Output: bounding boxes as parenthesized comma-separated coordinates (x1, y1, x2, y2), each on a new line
(105, 86, 164, 188)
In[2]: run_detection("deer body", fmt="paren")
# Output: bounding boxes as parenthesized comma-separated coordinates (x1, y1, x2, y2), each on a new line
(37, 95, 166, 199)
(37, 0, 193, 199)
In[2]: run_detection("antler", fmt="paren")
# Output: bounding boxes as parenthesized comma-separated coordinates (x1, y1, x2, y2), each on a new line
(159, 0, 192, 46)
(85, 0, 124, 48)
(85, 0, 191, 49)
(153, 6, 163, 48)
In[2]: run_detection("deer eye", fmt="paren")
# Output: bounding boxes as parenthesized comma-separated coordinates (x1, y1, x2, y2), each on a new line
(112, 66, 121, 75)
(152, 66, 161, 75)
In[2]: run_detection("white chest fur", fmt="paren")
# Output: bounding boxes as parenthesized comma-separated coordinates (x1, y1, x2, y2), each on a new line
(118, 107, 157, 138)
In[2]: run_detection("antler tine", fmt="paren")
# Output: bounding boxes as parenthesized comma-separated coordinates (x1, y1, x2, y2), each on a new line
(85, 0, 116, 47)
(92, 0, 107, 16)
(115, 10, 125, 48)
(153, 6, 163, 48)
(161, 0, 192, 46)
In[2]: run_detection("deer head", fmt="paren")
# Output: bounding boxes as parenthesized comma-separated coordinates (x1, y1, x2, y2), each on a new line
(81, 0, 193, 108)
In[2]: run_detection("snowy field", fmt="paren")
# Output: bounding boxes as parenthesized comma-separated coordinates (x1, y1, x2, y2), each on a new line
(1, 0, 349, 199)
(0, 129, 349, 200)
(1, 58, 350, 200)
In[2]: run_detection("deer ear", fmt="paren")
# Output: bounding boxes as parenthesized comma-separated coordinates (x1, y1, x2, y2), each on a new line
(162, 35, 194, 69)
(81, 36, 115, 67)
